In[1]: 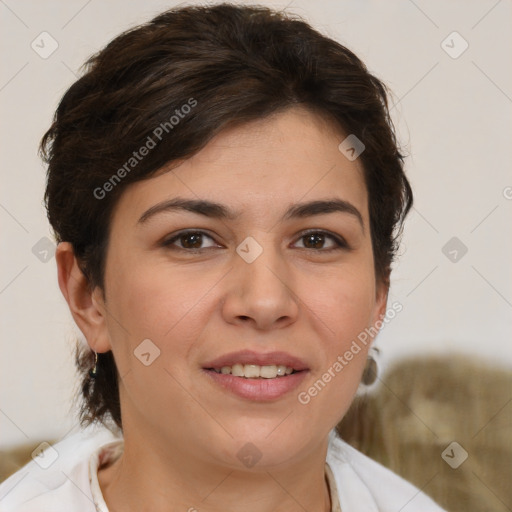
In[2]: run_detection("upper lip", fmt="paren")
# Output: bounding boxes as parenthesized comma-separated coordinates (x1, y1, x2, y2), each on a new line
(203, 350, 309, 371)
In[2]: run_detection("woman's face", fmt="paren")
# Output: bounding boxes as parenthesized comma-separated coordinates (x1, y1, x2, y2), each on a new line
(80, 107, 387, 467)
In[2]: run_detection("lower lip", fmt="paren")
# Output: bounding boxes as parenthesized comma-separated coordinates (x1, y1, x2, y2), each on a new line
(203, 369, 309, 401)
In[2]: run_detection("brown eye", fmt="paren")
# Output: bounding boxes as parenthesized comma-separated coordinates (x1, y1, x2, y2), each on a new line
(303, 233, 326, 249)
(294, 230, 348, 251)
(180, 233, 203, 248)
(162, 230, 218, 250)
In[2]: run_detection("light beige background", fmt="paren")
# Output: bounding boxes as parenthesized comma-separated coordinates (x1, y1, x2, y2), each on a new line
(1, 0, 511, 447)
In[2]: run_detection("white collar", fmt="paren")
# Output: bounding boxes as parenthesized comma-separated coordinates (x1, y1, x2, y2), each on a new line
(88, 439, 124, 512)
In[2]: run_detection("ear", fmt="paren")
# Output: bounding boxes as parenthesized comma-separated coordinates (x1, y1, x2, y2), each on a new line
(55, 242, 111, 353)
(372, 279, 389, 328)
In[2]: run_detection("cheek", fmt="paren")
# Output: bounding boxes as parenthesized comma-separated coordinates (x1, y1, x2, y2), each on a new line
(103, 264, 208, 422)
(298, 269, 376, 421)
(105, 261, 215, 370)
(307, 265, 376, 346)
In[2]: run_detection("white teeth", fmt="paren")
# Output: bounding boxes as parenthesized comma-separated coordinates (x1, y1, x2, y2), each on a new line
(213, 364, 296, 378)
(244, 364, 260, 378)
(231, 364, 245, 377)
(260, 365, 278, 378)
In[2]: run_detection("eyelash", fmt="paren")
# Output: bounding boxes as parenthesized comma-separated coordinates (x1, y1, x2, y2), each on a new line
(161, 229, 349, 253)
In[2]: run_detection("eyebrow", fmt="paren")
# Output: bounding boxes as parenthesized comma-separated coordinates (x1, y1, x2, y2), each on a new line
(137, 197, 364, 232)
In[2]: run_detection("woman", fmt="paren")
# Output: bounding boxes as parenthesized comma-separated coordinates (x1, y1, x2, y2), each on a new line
(0, 3, 447, 511)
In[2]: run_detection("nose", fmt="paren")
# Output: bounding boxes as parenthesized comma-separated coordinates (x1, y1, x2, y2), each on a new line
(221, 237, 299, 331)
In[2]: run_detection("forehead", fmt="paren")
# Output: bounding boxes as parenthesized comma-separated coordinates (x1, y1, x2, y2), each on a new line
(111, 107, 369, 228)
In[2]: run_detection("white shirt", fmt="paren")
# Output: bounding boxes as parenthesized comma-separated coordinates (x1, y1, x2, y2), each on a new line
(0, 425, 447, 511)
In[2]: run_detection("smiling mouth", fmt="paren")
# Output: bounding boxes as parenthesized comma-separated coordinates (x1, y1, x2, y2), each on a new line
(203, 362, 309, 401)
(205, 364, 301, 379)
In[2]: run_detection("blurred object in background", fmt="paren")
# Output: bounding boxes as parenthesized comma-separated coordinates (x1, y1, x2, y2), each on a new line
(338, 354, 512, 512)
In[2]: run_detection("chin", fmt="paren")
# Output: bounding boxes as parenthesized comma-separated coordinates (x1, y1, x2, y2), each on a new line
(216, 424, 321, 470)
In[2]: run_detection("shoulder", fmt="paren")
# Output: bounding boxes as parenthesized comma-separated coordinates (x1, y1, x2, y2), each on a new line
(326, 430, 447, 512)
(0, 425, 121, 512)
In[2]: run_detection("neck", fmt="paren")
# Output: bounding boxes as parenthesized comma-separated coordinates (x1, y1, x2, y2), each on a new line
(98, 422, 332, 512)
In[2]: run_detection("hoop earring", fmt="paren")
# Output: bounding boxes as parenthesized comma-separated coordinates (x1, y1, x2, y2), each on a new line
(361, 347, 379, 386)
(89, 351, 98, 379)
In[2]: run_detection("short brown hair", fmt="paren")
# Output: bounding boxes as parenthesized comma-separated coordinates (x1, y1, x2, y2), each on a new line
(41, 3, 413, 430)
